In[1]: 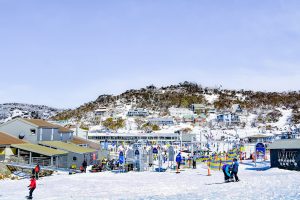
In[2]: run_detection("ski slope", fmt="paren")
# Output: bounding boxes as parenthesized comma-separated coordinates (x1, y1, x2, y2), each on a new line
(0, 163, 299, 200)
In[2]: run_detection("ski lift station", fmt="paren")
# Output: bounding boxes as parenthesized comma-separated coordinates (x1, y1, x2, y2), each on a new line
(88, 132, 196, 145)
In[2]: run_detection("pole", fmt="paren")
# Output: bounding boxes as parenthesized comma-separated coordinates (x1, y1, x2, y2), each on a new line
(180, 131, 182, 151)
(200, 131, 202, 152)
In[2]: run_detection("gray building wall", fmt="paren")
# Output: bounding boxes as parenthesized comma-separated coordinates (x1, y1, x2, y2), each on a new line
(66, 152, 93, 169)
(0, 120, 38, 144)
(61, 133, 73, 142)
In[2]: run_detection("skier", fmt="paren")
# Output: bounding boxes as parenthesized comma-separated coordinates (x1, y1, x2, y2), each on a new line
(27, 175, 36, 199)
(222, 163, 231, 183)
(192, 153, 197, 169)
(34, 164, 40, 180)
(82, 160, 87, 173)
(231, 158, 240, 182)
(175, 152, 182, 173)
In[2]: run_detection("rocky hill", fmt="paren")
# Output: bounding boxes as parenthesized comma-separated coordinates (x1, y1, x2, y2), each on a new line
(0, 103, 62, 124)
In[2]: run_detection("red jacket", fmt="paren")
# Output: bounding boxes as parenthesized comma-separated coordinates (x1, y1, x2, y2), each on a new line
(34, 166, 40, 173)
(29, 178, 36, 189)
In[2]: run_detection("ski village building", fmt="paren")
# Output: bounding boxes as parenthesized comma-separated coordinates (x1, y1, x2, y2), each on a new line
(190, 104, 206, 114)
(168, 107, 194, 117)
(88, 132, 196, 145)
(0, 118, 98, 169)
(216, 113, 240, 125)
(148, 118, 174, 126)
(127, 108, 149, 117)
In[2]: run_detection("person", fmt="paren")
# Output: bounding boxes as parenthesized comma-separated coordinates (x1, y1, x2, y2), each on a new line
(34, 164, 40, 180)
(192, 153, 197, 169)
(80, 166, 85, 173)
(222, 163, 232, 183)
(175, 152, 182, 173)
(187, 154, 192, 168)
(82, 160, 87, 173)
(27, 175, 36, 199)
(231, 158, 240, 182)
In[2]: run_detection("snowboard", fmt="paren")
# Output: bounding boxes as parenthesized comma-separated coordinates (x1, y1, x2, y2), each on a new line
(25, 196, 33, 199)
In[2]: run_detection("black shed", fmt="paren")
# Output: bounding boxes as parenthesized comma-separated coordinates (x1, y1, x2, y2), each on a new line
(269, 139, 300, 171)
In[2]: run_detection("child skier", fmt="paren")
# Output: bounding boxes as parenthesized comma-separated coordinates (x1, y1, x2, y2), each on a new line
(27, 175, 36, 199)
(222, 163, 231, 183)
(231, 158, 240, 182)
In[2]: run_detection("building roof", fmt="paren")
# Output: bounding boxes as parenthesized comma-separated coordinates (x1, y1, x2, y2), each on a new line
(40, 141, 96, 154)
(246, 134, 274, 138)
(269, 139, 300, 149)
(0, 131, 26, 145)
(22, 119, 73, 133)
(11, 143, 67, 156)
(71, 136, 100, 150)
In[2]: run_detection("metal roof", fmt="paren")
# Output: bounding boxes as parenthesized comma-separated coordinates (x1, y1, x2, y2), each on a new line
(40, 141, 96, 154)
(0, 131, 26, 145)
(22, 119, 73, 133)
(269, 139, 300, 149)
(71, 136, 100, 150)
(11, 143, 67, 156)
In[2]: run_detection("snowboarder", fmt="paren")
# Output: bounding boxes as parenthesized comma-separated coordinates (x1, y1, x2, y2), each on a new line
(192, 153, 197, 169)
(34, 164, 40, 180)
(222, 163, 231, 183)
(82, 160, 87, 173)
(231, 158, 240, 182)
(176, 152, 182, 173)
(27, 175, 36, 199)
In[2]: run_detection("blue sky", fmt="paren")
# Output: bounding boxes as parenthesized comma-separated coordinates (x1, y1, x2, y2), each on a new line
(0, 0, 299, 108)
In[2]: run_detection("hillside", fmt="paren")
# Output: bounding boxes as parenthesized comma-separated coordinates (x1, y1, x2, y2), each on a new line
(52, 81, 300, 125)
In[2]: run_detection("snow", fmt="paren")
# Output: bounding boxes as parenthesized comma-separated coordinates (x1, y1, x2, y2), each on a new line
(1, 163, 300, 200)
(272, 109, 292, 128)
(204, 94, 219, 104)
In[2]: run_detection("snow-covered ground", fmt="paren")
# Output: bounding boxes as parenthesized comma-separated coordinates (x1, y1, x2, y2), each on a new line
(1, 163, 300, 200)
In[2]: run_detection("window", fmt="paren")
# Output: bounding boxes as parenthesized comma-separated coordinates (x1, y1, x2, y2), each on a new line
(30, 129, 36, 135)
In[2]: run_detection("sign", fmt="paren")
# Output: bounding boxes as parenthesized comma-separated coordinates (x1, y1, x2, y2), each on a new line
(256, 143, 266, 159)
(277, 150, 299, 169)
(153, 148, 158, 154)
(119, 151, 124, 164)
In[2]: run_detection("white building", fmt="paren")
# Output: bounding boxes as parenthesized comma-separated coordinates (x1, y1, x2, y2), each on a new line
(95, 107, 108, 116)
(169, 107, 194, 117)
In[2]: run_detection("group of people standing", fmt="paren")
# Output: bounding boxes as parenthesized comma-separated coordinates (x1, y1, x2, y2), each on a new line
(175, 152, 197, 173)
(175, 152, 240, 184)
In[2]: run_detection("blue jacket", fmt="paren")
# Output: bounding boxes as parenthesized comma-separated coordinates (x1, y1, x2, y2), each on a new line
(232, 161, 239, 172)
(176, 153, 182, 163)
